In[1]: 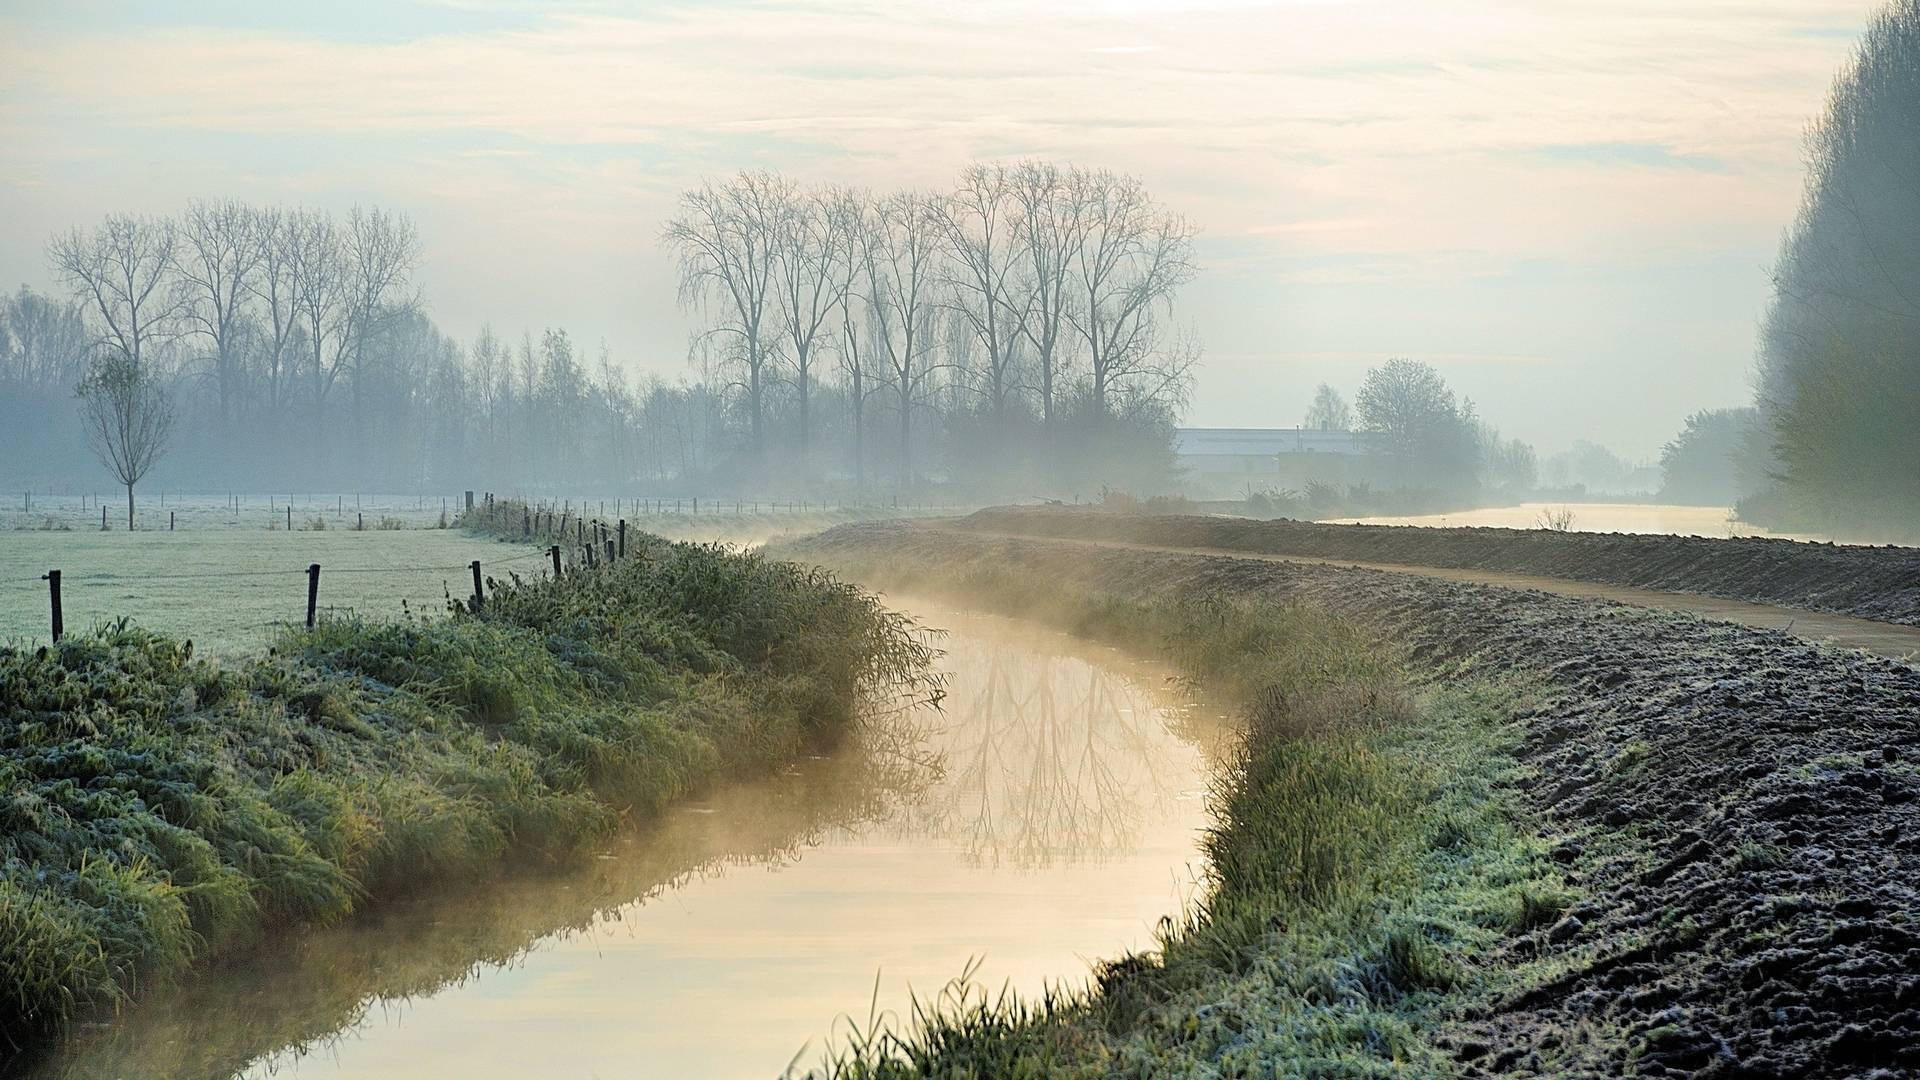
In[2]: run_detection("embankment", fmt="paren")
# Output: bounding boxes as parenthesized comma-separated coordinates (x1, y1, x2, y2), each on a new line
(786, 521, 1920, 1077)
(955, 506, 1920, 626)
(0, 531, 935, 1069)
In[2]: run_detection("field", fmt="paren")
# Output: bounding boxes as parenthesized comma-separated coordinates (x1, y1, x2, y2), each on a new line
(2, 492, 458, 533)
(0, 528, 541, 655)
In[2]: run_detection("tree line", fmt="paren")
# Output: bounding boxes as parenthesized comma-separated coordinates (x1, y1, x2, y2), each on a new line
(663, 164, 1197, 493)
(1743, 0, 1920, 536)
(1, 163, 1198, 503)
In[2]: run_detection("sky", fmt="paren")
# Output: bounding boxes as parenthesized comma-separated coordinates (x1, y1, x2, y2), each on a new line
(0, 0, 1873, 459)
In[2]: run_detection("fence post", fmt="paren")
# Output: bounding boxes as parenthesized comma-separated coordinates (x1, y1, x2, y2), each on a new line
(101, 505, 107, 530)
(465, 490, 474, 512)
(286, 506, 292, 531)
(618, 519, 626, 559)
(550, 545, 562, 578)
(170, 511, 175, 531)
(585, 543, 596, 569)
(605, 538, 615, 564)
(470, 561, 484, 613)
(307, 564, 321, 629)
(523, 508, 531, 537)
(45, 570, 62, 643)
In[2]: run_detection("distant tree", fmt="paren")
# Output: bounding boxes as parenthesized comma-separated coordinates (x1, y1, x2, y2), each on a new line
(1474, 419, 1538, 492)
(1354, 358, 1475, 488)
(664, 172, 785, 460)
(769, 184, 848, 467)
(1064, 167, 1198, 419)
(77, 356, 174, 530)
(860, 190, 947, 488)
(1303, 383, 1350, 430)
(938, 163, 1029, 446)
(47, 213, 183, 371)
(1659, 407, 1757, 505)
(175, 199, 263, 422)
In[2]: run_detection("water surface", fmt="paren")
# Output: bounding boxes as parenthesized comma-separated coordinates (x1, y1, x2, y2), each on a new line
(1317, 502, 1824, 540)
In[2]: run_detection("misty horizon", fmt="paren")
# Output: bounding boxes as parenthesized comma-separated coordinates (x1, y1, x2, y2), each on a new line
(0, 1, 1876, 460)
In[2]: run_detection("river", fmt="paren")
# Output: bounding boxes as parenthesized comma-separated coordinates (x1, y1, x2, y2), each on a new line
(34, 599, 1229, 1079)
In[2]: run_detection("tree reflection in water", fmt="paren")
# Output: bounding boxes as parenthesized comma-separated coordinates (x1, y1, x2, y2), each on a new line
(896, 624, 1224, 868)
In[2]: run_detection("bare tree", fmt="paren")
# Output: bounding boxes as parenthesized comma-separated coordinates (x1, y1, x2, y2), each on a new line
(1304, 383, 1350, 430)
(861, 190, 947, 489)
(249, 207, 304, 415)
(828, 190, 875, 491)
(664, 172, 784, 459)
(771, 185, 848, 467)
(1064, 168, 1198, 418)
(176, 199, 263, 422)
(938, 163, 1031, 436)
(1011, 161, 1082, 434)
(340, 206, 422, 461)
(47, 213, 183, 372)
(284, 208, 349, 423)
(77, 356, 174, 529)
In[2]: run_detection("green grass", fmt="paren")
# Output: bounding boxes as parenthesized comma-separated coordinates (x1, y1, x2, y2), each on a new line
(790, 551, 1575, 1078)
(0, 531, 938, 1064)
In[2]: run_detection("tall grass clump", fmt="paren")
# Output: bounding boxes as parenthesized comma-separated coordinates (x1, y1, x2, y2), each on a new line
(0, 531, 937, 1066)
(798, 545, 1569, 1077)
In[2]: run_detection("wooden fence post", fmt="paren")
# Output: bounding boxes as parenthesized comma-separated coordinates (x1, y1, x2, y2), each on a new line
(170, 511, 175, 531)
(286, 505, 292, 531)
(470, 561, 484, 613)
(101, 505, 107, 530)
(307, 564, 321, 629)
(584, 543, 596, 569)
(550, 545, 562, 577)
(618, 519, 626, 559)
(45, 570, 62, 643)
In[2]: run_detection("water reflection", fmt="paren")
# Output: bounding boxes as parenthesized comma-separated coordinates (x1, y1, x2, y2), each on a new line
(36, 602, 1225, 1080)
(910, 629, 1222, 868)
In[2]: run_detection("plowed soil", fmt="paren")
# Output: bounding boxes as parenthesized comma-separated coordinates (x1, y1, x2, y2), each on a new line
(954, 507, 1920, 627)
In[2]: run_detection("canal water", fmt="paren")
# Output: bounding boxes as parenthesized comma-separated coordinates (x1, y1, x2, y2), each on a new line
(36, 599, 1229, 1079)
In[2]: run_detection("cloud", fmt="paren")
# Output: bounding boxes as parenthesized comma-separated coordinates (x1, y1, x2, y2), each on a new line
(1522, 141, 1728, 172)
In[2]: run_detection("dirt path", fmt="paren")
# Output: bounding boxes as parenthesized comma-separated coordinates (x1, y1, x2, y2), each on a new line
(954, 526, 1920, 660)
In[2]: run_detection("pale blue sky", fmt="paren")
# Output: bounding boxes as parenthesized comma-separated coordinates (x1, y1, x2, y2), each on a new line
(0, 0, 1872, 456)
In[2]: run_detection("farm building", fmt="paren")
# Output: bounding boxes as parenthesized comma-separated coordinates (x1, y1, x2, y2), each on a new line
(1174, 427, 1375, 495)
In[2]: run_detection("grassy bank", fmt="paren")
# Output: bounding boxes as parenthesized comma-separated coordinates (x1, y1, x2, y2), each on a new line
(0, 533, 936, 1065)
(785, 545, 1583, 1076)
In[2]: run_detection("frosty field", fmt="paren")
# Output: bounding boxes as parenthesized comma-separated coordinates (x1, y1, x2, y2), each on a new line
(0, 526, 544, 656)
